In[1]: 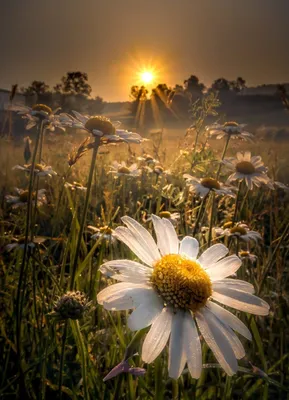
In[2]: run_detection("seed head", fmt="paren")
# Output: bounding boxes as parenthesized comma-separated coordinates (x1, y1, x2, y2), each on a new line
(32, 104, 53, 115)
(85, 116, 115, 136)
(53, 291, 90, 320)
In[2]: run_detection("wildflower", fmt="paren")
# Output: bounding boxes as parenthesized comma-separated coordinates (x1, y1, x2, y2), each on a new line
(216, 223, 262, 243)
(63, 111, 143, 144)
(109, 161, 140, 177)
(10, 103, 65, 131)
(137, 154, 159, 165)
(103, 357, 146, 382)
(52, 291, 90, 320)
(238, 251, 258, 263)
(64, 181, 87, 191)
(206, 121, 254, 141)
(88, 225, 117, 244)
(97, 216, 269, 379)
(184, 175, 235, 198)
(5, 188, 47, 209)
(5, 236, 47, 252)
(223, 152, 271, 190)
(12, 163, 57, 177)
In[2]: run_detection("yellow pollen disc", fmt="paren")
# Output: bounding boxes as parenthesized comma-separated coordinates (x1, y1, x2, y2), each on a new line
(236, 161, 255, 175)
(84, 116, 115, 135)
(145, 155, 154, 161)
(223, 221, 233, 229)
(118, 166, 130, 174)
(239, 251, 250, 257)
(230, 226, 247, 235)
(151, 254, 212, 312)
(19, 190, 35, 202)
(100, 226, 113, 234)
(201, 177, 221, 190)
(73, 182, 82, 187)
(224, 121, 238, 127)
(32, 104, 52, 115)
(159, 211, 171, 219)
(154, 165, 164, 174)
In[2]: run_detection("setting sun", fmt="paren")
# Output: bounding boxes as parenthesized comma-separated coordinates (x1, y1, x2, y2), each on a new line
(141, 70, 154, 84)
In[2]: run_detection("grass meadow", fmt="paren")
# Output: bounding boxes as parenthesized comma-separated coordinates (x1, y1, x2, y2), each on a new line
(0, 110, 289, 400)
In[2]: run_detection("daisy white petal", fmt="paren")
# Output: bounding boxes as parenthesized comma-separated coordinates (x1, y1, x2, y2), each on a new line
(179, 237, 199, 259)
(142, 307, 173, 364)
(213, 279, 254, 294)
(196, 308, 238, 376)
(206, 255, 241, 281)
(212, 288, 270, 315)
(183, 313, 202, 379)
(151, 215, 171, 255)
(128, 294, 163, 331)
(168, 311, 187, 379)
(207, 301, 252, 340)
(100, 260, 152, 283)
(197, 244, 228, 269)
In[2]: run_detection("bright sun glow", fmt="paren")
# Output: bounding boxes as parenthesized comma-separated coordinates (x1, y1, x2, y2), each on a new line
(141, 71, 154, 84)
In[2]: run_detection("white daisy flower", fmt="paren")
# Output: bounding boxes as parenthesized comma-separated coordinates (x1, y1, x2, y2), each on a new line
(109, 161, 140, 177)
(223, 152, 271, 190)
(10, 103, 65, 132)
(97, 216, 269, 379)
(137, 154, 159, 165)
(88, 225, 117, 244)
(184, 175, 235, 198)
(216, 223, 262, 243)
(5, 188, 47, 209)
(64, 181, 87, 191)
(12, 163, 57, 177)
(206, 121, 254, 141)
(62, 111, 143, 144)
(238, 251, 258, 263)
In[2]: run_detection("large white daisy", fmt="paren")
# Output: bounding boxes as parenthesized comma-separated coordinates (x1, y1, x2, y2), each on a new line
(61, 111, 143, 144)
(223, 152, 271, 190)
(12, 163, 57, 177)
(97, 216, 269, 379)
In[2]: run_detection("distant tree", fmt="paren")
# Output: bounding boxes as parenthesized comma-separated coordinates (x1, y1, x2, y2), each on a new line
(130, 85, 148, 102)
(23, 80, 50, 96)
(211, 78, 231, 92)
(230, 77, 246, 92)
(54, 71, 92, 96)
(184, 75, 205, 100)
(86, 96, 105, 115)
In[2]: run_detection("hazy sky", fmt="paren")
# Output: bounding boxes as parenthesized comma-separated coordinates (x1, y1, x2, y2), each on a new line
(1, 0, 289, 101)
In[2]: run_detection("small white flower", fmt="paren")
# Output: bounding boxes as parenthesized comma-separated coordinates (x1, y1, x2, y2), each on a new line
(6, 236, 46, 252)
(184, 175, 235, 198)
(87, 225, 117, 244)
(97, 215, 269, 379)
(109, 161, 140, 177)
(238, 251, 258, 263)
(62, 112, 143, 144)
(5, 188, 47, 209)
(10, 104, 65, 132)
(223, 152, 271, 190)
(12, 163, 57, 177)
(137, 154, 159, 165)
(216, 223, 262, 243)
(64, 182, 87, 191)
(146, 211, 180, 227)
(206, 121, 254, 141)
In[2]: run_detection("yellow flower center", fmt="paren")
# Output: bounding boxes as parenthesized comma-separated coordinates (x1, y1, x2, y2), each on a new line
(223, 221, 233, 229)
(236, 161, 255, 175)
(118, 166, 130, 174)
(73, 182, 82, 187)
(151, 254, 212, 312)
(200, 178, 221, 190)
(239, 251, 250, 257)
(99, 226, 113, 234)
(26, 163, 44, 172)
(154, 165, 164, 174)
(84, 116, 115, 135)
(19, 190, 35, 202)
(145, 155, 154, 162)
(159, 211, 171, 219)
(32, 104, 52, 115)
(230, 226, 247, 235)
(224, 121, 239, 127)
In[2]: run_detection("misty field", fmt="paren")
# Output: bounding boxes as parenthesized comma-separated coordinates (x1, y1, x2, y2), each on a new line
(0, 105, 289, 400)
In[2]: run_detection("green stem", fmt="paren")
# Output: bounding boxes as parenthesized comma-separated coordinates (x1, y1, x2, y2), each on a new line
(69, 136, 100, 290)
(208, 191, 216, 247)
(15, 121, 42, 371)
(58, 321, 68, 400)
(72, 320, 89, 400)
(216, 134, 230, 179)
(233, 181, 242, 223)
(193, 194, 208, 236)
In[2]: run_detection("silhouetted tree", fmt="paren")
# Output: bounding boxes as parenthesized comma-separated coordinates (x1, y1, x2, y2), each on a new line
(22, 80, 52, 106)
(184, 75, 205, 100)
(230, 77, 246, 92)
(54, 71, 92, 96)
(211, 78, 231, 92)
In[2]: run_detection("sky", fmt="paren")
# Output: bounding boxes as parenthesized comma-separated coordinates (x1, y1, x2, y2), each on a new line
(1, 0, 289, 102)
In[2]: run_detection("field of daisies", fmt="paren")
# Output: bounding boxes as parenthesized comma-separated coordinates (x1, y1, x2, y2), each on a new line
(0, 97, 289, 399)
